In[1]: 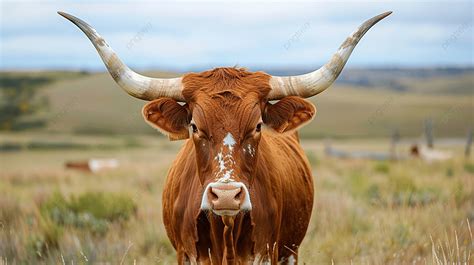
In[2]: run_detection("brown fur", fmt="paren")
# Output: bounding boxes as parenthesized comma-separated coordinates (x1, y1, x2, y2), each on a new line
(143, 68, 315, 264)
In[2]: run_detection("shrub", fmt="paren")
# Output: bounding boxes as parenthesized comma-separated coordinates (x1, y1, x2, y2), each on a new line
(25, 214, 64, 257)
(38, 215, 63, 249)
(69, 192, 137, 222)
(387, 174, 440, 207)
(39, 191, 137, 234)
(392, 189, 438, 207)
(374, 162, 390, 174)
(464, 163, 474, 174)
(445, 167, 454, 177)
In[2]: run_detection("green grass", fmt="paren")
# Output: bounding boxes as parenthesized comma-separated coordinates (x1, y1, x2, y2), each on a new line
(0, 135, 472, 264)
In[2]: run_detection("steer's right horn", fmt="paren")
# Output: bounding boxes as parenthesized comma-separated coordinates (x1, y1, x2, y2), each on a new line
(58, 11, 185, 101)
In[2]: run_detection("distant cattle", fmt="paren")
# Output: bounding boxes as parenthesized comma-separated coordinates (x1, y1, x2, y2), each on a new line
(65, 159, 119, 173)
(60, 11, 391, 264)
(410, 145, 453, 162)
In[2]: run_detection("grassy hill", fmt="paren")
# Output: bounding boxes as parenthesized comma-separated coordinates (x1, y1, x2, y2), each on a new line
(1, 69, 472, 138)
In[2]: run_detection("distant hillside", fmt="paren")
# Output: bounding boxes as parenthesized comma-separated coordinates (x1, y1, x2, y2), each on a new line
(265, 67, 474, 94)
(0, 68, 472, 138)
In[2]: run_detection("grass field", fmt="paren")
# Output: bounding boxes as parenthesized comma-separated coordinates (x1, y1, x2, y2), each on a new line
(0, 70, 473, 264)
(0, 133, 473, 264)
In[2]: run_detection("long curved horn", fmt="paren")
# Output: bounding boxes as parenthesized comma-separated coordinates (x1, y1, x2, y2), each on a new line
(58, 11, 185, 101)
(268, 11, 392, 100)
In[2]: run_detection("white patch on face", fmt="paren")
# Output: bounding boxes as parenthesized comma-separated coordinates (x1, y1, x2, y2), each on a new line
(246, 144, 255, 157)
(200, 132, 253, 214)
(213, 132, 237, 182)
(216, 152, 226, 172)
(223, 132, 236, 149)
(218, 169, 234, 182)
(215, 151, 234, 182)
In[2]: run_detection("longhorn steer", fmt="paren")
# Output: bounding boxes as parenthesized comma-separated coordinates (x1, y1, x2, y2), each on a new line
(59, 11, 391, 264)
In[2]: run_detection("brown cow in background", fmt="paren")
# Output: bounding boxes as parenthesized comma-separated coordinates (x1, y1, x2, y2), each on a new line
(59, 11, 391, 264)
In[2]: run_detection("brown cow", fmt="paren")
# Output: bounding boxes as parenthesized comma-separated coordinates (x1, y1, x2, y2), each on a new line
(59, 11, 391, 264)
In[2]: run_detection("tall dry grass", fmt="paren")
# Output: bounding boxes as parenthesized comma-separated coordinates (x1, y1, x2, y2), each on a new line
(0, 137, 472, 264)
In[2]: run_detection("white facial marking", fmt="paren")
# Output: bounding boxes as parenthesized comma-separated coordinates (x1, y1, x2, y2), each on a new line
(216, 152, 226, 172)
(200, 132, 253, 214)
(247, 144, 255, 157)
(218, 169, 234, 182)
(223, 132, 236, 149)
(214, 133, 237, 182)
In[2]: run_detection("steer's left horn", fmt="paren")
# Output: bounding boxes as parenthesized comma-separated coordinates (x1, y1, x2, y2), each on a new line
(58, 11, 185, 101)
(268, 11, 392, 100)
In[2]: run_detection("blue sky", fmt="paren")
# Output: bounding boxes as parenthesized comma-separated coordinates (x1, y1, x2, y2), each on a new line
(0, 0, 473, 71)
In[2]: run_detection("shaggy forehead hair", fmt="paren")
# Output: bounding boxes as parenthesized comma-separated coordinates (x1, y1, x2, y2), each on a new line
(181, 68, 268, 135)
(181, 67, 272, 102)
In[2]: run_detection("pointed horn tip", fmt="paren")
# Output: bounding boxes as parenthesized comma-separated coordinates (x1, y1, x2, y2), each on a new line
(377, 11, 393, 20)
(57, 11, 70, 18)
(57, 11, 85, 25)
(57, 11, 78, 23)
(362, 11, 392, 28)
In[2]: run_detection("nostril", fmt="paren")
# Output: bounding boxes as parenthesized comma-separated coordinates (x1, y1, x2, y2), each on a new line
(234, 188, 243, 201)
(209, 189, 218, 200)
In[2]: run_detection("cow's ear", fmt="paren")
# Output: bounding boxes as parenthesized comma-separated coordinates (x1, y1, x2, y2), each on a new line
(142, 98, 191, 141)
(263, 96, 316, 133)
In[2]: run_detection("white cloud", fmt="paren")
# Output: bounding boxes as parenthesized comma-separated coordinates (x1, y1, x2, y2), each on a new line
(1, 0, 472, 69)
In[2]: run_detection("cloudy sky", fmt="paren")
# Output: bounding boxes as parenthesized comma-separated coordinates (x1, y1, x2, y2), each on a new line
(0, 0, 473, 71)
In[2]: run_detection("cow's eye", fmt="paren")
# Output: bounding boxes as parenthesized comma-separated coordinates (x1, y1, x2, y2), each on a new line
(191, 123, 198, 133)
(256, 123, 262, 133)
